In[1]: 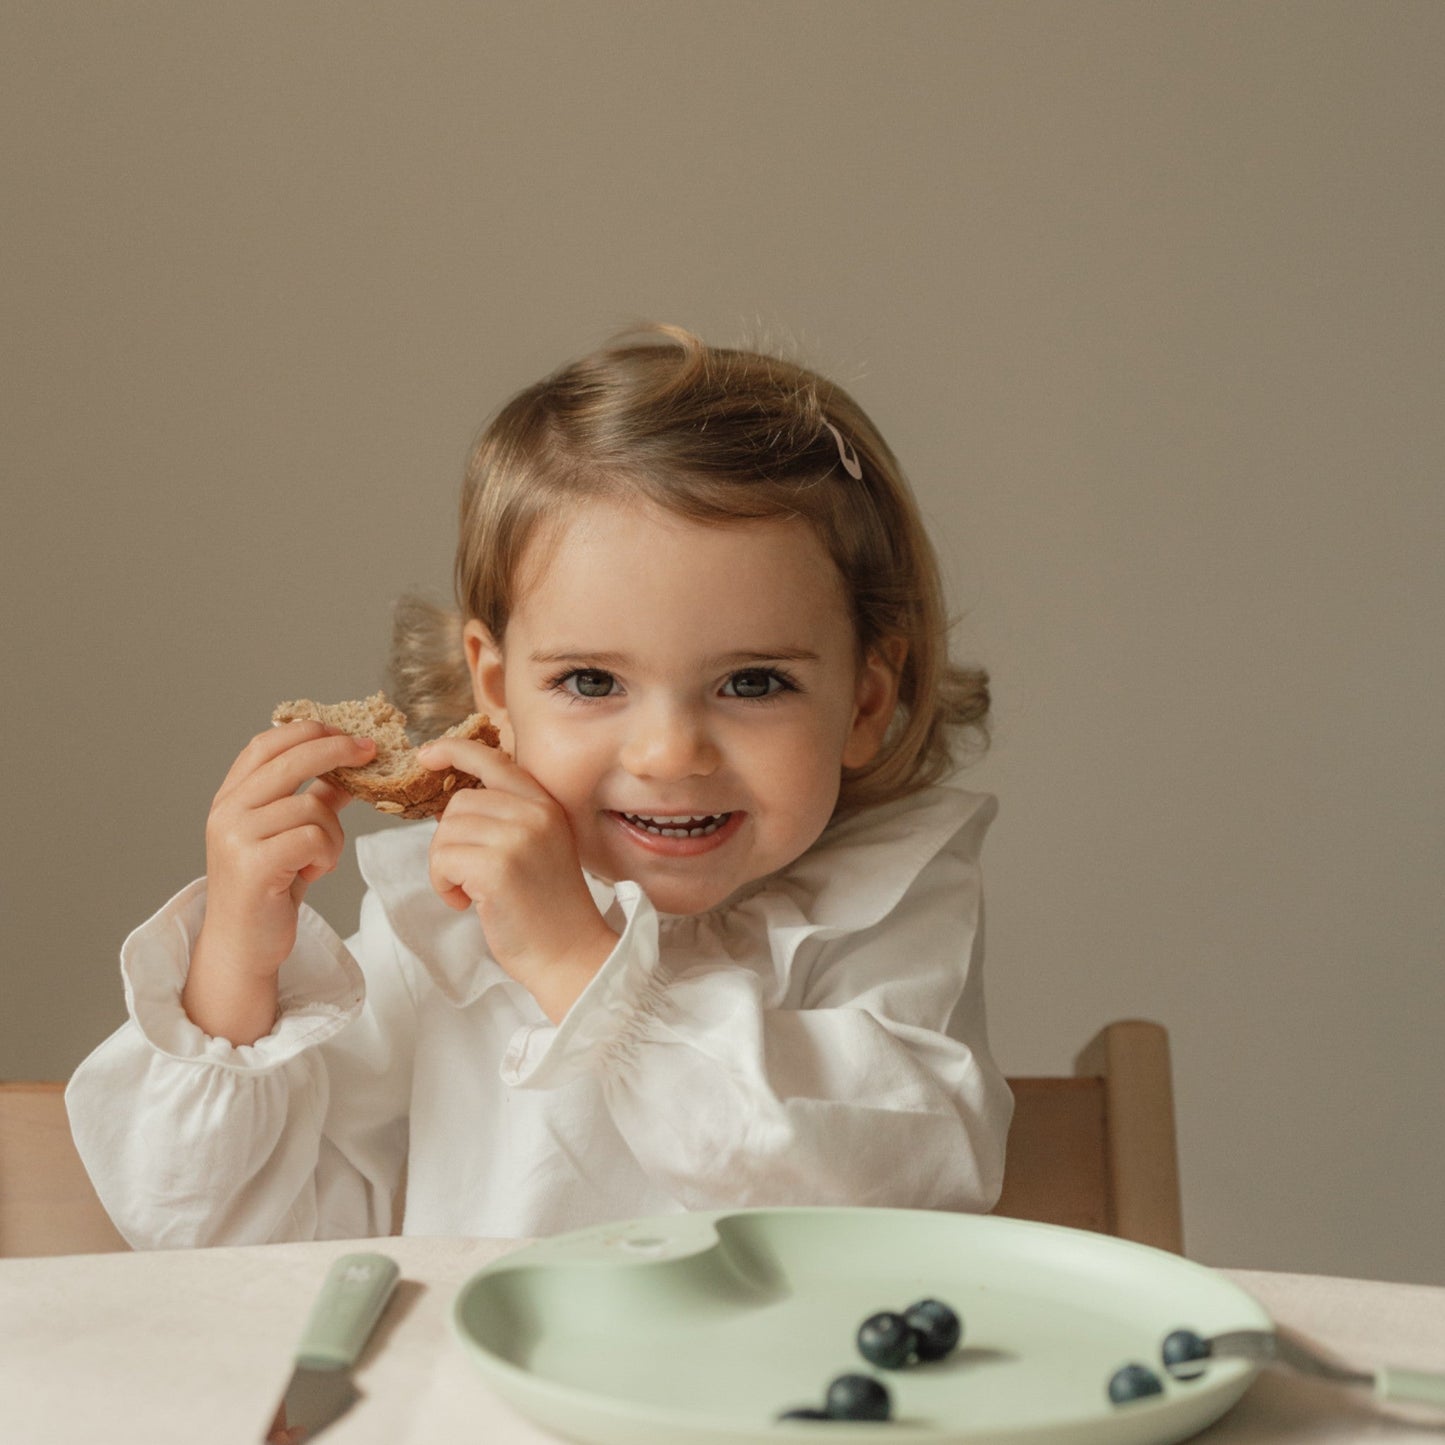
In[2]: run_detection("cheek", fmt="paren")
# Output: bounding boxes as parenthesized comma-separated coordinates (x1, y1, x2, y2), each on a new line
(753, 724, 849, 818)
(513, 716, 602, 805)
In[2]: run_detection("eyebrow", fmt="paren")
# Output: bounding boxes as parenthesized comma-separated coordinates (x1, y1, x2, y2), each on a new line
(529, 647, 823, 668)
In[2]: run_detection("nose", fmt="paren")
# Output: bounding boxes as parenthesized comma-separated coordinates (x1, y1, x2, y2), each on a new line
(619, 699, 720, 781)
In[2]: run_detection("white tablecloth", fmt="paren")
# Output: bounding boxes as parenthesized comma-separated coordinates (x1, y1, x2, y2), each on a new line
(3, 1236, 1443, 1443)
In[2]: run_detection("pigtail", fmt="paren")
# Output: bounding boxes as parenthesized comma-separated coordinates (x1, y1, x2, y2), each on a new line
(929, 659, 991, 782)
(941, 661, 991, 736)
(387, 592, 475, 741)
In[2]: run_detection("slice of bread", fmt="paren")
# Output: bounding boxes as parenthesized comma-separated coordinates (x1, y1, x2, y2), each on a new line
(271, 691, 501, 819)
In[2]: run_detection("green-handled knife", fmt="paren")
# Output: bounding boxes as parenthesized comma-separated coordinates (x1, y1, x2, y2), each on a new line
(264, 1252, 400, 1444)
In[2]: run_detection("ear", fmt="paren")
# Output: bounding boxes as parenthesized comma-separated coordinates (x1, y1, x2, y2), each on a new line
(842, 637, 906, 769)
(463, 619, 515, 754)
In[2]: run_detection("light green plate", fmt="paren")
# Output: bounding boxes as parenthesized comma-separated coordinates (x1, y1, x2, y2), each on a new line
(453, 1207, 1269, 1444)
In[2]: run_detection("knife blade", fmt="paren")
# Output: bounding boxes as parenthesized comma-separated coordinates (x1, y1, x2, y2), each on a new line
(264, 1252, 400, 1444)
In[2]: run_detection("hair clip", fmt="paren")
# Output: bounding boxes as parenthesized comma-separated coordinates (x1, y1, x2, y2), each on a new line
(824, 421, 864, 480)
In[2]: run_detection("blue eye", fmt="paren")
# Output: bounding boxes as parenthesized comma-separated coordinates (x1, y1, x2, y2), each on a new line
(553, 669, 616, 699)
(723, 669, 795, 700)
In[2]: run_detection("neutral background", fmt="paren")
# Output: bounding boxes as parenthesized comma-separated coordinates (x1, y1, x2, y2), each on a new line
(3, 2, 1440, 1284)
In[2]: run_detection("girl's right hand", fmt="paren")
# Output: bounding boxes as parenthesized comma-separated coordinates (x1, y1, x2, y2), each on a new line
(184, 721, 374, 1043)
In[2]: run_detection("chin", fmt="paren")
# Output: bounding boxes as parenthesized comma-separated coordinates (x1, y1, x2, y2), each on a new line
(634, 878, 731, 917)
(581, 860, 716, 917)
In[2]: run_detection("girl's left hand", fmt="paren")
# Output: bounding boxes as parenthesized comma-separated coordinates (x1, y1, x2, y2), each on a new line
(418, 738, 619, 1022)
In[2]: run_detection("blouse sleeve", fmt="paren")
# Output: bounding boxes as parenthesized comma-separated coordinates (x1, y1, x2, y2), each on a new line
(499, 791, 1013, 1214)
(65, 881, 417, 1249)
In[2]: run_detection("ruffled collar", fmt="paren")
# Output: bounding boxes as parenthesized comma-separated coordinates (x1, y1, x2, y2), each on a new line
(355, 785, 994, 1008)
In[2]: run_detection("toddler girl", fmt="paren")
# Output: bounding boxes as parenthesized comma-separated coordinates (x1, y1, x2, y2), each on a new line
(68, 324, 1013, 1246)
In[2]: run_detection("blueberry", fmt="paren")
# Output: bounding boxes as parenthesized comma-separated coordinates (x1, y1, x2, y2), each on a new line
(1108, 1362, 1165, 1405)
(825, 1373, 892, 1421)
(776, 1406, 830, 1420)
(903, 1298, 963, 1362)
(1162, 1328, 1211, 1380)
(857, 1310, 917, 1369)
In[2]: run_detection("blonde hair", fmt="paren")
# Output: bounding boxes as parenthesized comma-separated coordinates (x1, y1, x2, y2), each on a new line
(390, 323, 988, 813)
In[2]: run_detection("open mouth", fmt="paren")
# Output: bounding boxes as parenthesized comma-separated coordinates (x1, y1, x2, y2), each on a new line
(618, 812, 733, 839)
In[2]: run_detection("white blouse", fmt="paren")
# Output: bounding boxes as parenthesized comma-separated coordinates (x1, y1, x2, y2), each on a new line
(67, 785, 1013, 1248)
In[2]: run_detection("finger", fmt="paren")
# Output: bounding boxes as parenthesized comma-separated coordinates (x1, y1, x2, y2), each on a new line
(428, 830, 478, 904)
(436, 882, 472, 911)
(416, 736, 544, 798)
(304, 775, 356, 814)
(430, 783, 550, 829)
(211, 798, 346, 898)
(427, 837, 474, 909)
(218, 722, 374, 800)
(234, 825, 342, 900)
(427, 811, 546, 909)
(250, 792, 347, 855)
(232, 732, 376, 809)
(428, 823, 494, 906)
(430, 860, 487, 912)
(430, 809, 534, 864)
(217, 719, 336, 794)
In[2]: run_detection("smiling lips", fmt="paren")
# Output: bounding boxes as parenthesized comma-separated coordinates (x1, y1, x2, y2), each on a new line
(622, 812, 729, 838)
(609, 810, 744, 855)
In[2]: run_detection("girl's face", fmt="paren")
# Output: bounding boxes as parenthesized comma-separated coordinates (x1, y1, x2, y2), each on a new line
(465, 498, 900, 916)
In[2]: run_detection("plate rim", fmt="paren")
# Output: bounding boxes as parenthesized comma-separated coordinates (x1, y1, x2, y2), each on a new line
(451, 1206, 1270, 1442)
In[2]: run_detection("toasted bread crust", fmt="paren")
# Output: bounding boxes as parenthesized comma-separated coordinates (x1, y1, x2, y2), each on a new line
(271, 692, 501, 819)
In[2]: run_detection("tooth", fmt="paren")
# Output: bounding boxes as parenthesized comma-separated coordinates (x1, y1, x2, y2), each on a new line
(620, 811, 728, 837)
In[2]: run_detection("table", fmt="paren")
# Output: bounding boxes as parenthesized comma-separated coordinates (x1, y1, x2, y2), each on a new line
(3, 1237, 1443, 1443)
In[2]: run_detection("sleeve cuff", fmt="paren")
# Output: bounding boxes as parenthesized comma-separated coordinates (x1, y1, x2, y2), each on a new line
(500, 881, 667, 1089)
(119, 877, 366, 1071)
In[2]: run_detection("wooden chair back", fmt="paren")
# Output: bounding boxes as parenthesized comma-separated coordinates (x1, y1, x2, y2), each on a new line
(3, 1019, 1183, 1257)
(0, 1081, 128, 1257)
(993, 1019, 1184, 1252)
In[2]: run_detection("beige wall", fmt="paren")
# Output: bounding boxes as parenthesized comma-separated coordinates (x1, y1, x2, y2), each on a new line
(4, 2, 1441, 1283)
